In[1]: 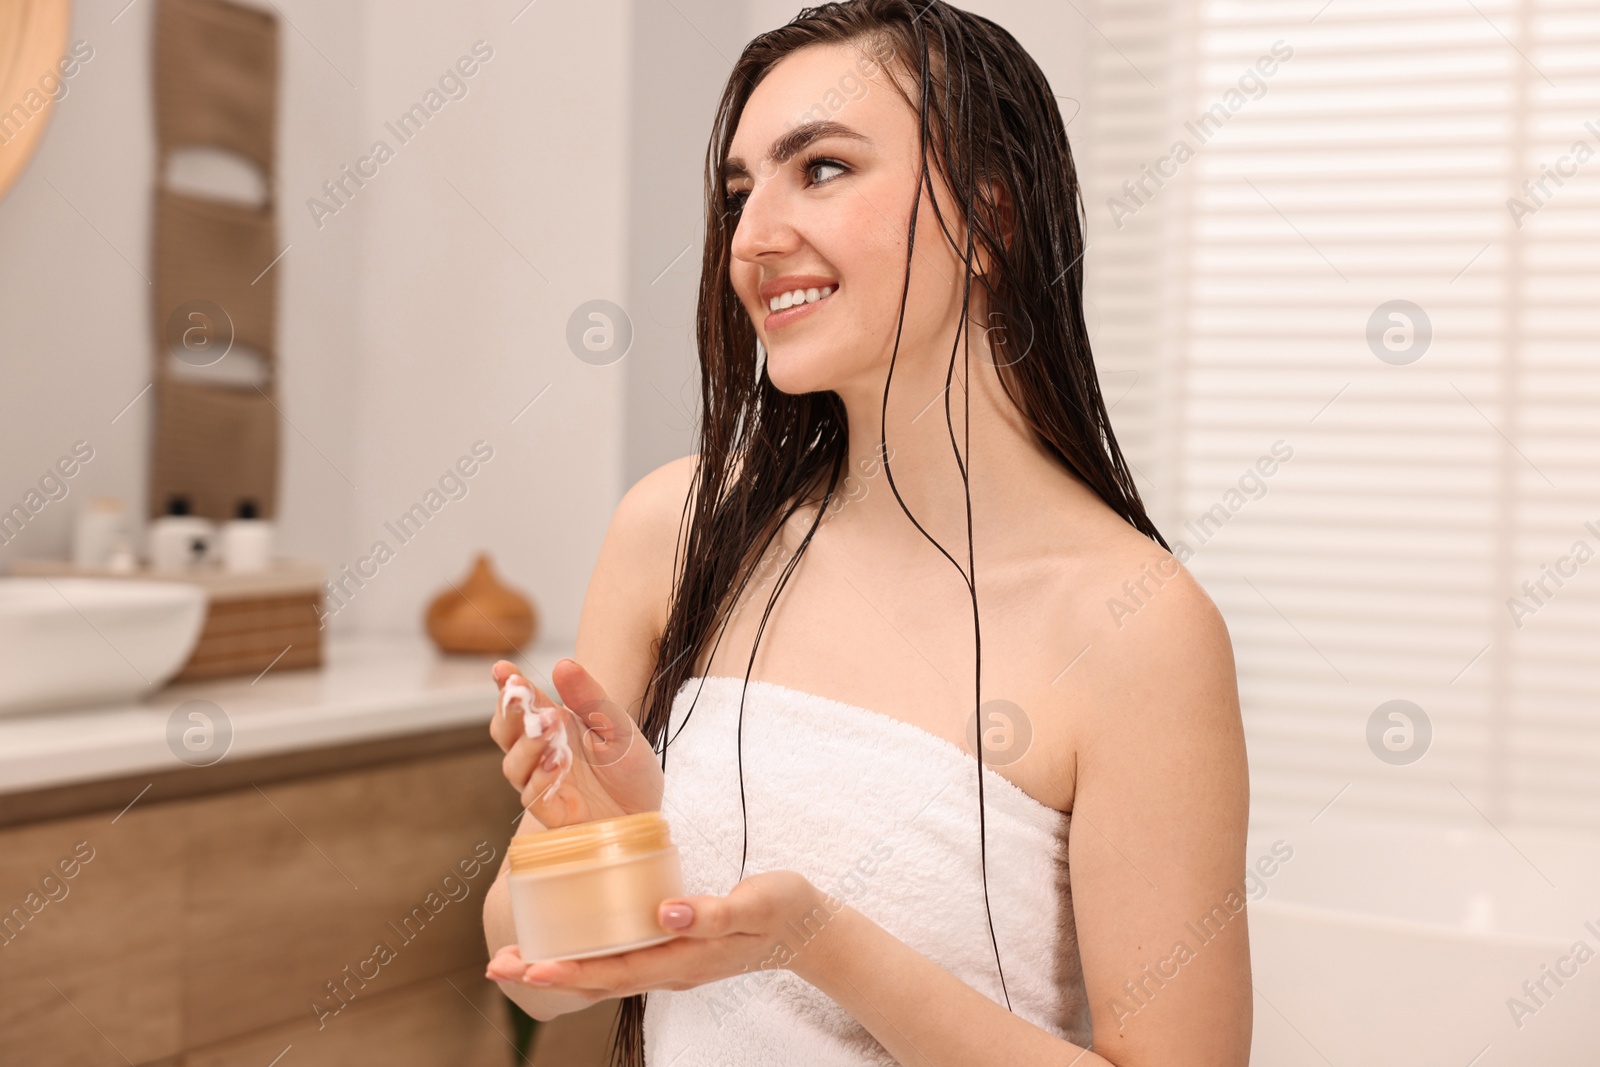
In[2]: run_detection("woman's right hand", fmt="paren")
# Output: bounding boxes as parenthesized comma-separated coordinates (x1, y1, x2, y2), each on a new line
(489, 657, 665, 828)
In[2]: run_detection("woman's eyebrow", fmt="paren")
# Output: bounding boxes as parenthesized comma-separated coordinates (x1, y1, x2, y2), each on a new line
(723, 120, 872, 183)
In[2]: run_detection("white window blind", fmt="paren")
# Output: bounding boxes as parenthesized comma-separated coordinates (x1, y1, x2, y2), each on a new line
(1082, 0, 1600, 829)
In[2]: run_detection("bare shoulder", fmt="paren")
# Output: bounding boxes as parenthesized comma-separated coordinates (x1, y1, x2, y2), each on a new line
(1048, 509, 1240, 754)
(1084, 525, 1232, 673)
(617, 453, 700, 540)
(608, 452, 701, 634)
(573, 454, 700, 719)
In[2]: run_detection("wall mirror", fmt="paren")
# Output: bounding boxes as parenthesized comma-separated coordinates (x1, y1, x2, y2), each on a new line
(0, 0, 73, 200)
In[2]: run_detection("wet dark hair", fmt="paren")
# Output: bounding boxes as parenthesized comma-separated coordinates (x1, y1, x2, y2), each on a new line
(609, 1, 1163, 1063)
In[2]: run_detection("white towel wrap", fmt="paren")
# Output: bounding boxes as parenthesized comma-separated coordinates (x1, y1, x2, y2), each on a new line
(643, 674, 1093, 1066)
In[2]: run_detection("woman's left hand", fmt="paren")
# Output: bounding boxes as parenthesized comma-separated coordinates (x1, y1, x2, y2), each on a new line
(485, 870, 837, 998)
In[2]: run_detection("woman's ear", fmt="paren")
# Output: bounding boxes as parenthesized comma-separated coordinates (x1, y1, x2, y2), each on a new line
(973, 178, 1015, 278)
(992, 180, 1016, 253)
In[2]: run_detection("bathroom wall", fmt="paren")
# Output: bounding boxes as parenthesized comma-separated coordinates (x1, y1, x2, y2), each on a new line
(0, 0, 635, 648)
(621, 0, 748, 489)
(332, 0, 633, 639)
(0, 0, 364, 588)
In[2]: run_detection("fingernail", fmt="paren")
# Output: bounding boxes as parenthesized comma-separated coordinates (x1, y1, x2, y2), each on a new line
(540, 749, 560, 772)
(523, 975, 552, 987)
(660, 903, 693, 929)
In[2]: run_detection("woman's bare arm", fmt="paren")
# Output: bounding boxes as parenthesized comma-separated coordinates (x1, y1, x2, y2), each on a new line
(483, 811, 595, 1020)
(1060, 552, 1252, 1064)
(483, 454, 698, 1021)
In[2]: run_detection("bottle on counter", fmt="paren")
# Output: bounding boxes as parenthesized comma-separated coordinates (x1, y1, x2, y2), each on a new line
(147, 496, 216, 571)
(72, 498, 128, 569)
(220, 499, 274, 574)
(106, 534, 139, 574)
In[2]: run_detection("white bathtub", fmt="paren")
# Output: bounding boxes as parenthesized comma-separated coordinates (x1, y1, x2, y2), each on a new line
(1246, 818, 1600, 1066)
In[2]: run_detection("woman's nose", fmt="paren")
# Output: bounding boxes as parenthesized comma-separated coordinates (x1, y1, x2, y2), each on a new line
(729, 178, 799, 263)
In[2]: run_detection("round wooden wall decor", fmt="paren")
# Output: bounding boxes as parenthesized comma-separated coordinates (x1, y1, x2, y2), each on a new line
(0, 0, 74, 201)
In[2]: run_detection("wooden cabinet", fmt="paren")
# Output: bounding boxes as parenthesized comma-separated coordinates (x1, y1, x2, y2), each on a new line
(0, 806, 184, 1065)
(0, 733, 526, 1066)
(181, 966, 509, 1067)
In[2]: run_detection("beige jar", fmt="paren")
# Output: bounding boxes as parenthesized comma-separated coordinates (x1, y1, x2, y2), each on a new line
(509, 810, 686, 961)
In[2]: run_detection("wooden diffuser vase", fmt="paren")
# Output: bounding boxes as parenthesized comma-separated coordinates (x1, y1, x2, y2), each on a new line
(425, 552, 537, 654)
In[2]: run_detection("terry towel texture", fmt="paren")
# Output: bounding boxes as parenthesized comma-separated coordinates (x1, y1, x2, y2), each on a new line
(643, 675, 1093, 1066)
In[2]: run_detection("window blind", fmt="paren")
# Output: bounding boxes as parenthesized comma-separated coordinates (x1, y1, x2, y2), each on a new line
(1082, 0, 1600, 829)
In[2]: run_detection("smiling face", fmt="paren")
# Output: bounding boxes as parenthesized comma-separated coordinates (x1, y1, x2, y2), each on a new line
(724, 40, 985, 400)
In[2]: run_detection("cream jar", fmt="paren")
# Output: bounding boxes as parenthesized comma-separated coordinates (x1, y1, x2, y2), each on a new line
(509, 810, 685, 961)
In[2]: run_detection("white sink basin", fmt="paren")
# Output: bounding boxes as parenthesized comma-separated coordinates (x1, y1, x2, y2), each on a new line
(0, 578, 208, 715)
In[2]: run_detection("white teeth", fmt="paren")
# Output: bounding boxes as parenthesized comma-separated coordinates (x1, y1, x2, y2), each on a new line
(768, 285, 836, 313)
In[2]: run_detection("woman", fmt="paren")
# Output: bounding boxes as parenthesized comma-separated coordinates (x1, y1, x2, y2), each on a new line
(481, 1, 1251, 1064)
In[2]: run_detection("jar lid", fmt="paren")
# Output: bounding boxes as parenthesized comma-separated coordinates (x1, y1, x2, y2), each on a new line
(509, 810, 674, 873)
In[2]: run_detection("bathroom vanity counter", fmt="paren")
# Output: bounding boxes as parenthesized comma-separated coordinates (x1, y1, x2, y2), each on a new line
(0, 632, 574, 1067)
(0, 631, 573, 825)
